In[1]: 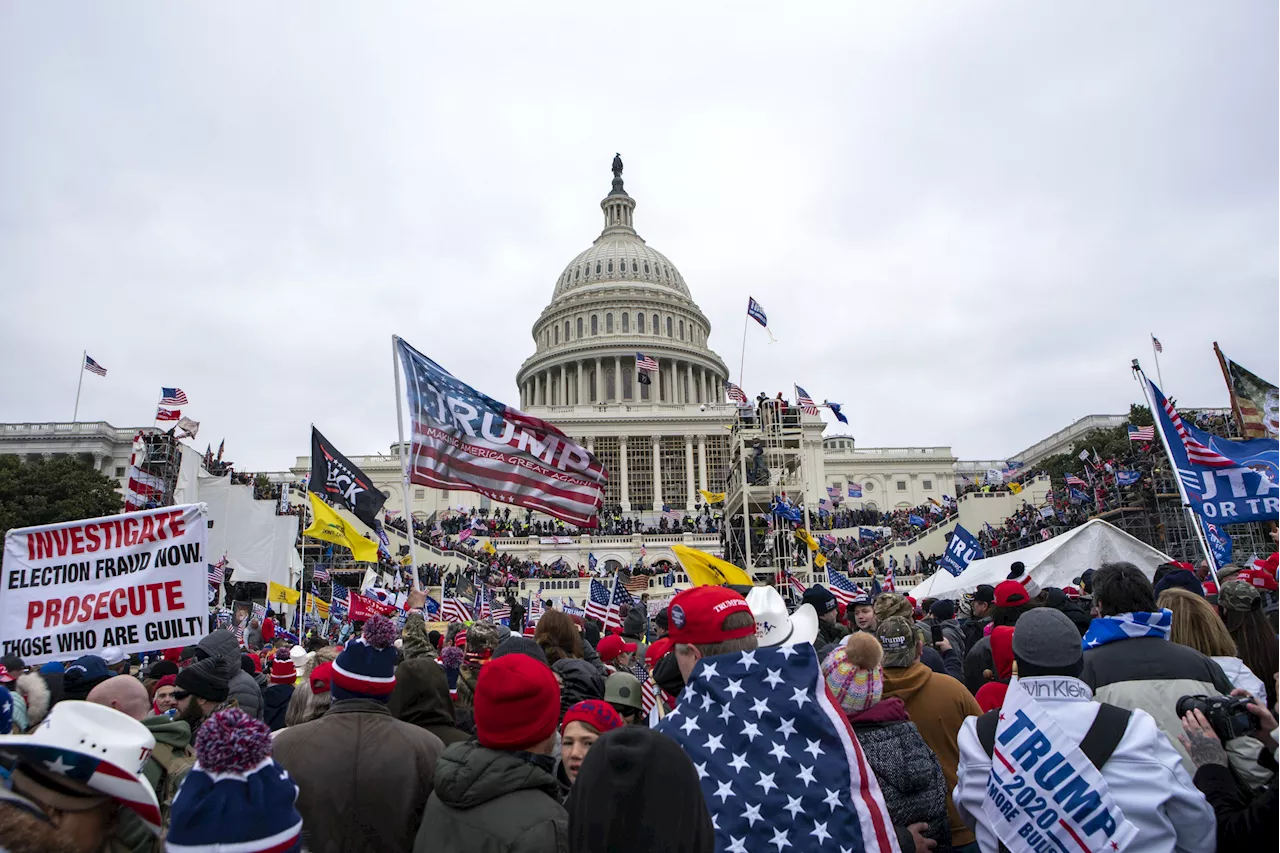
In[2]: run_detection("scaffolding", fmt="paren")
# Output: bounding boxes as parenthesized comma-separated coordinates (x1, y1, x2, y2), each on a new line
(722, 402, 814, 580)
(125, 429, 184, 510)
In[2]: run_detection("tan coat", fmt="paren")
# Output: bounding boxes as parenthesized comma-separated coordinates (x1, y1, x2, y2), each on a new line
(274, 698, 445, 853)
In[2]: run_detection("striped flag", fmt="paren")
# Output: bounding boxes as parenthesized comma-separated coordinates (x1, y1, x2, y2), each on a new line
(83, 354, 107, 376)
(621, 571, 650, 594)
(883, 563, 896, 592)
(160, 387, 189, 406)
(826, 566, 859, 606)
(604, 576, 632, 632)
(794, 385, 820, 416)
(208, 558, 227, 587)
(585, 578, 611, 623)
(312, 566, 329, 583)
(1155, 384, 1236, 468)
(746, 297, 767, 328)
(724, 382, 748, 405)
(1064, 474, 1089, 488)
(490, 598, 511, 622)
(396, 337, 607, 529)
(156, 408, 182, 421)
(1127, 424, 1155, 442)
(1151, 335, 1163, 353)
(641, 676, 659, 716)
(441, 597, 473, 624)
(636, 352, 658, 372)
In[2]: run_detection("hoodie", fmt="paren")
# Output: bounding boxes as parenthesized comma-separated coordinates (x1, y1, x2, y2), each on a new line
(196, 630, 264, 720)
(401, 612, 439, 662)
(389, 657, 470, 747)
(263, 683, 294, 732)
(140, 715, 194, 792)
(882, 661, 982, 848)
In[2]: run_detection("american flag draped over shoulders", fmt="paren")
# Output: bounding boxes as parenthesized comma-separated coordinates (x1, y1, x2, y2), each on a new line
(395, 336, 607, 528)
(656, 645, 899, 853)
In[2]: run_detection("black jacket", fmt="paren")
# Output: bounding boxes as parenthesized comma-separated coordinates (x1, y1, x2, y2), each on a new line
(960, 616, 989, 654)
(263, 684, 293, 732)
(415, 742, 568, 853)
(1193, 747, 1278, 847)
(551, 659, 604, 720)
(389, 657, 471, 746)
(816, 618, 849, 648)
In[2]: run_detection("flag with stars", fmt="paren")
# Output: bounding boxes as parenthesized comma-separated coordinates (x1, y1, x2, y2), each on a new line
(825, 566, 859, 606)
(655, 645, 899, 853)
(395, 335, 608, 528)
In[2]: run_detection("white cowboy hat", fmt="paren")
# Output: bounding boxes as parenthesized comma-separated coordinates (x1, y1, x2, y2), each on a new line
(747, 586, 820, 648)
(0, 700, 161, 835)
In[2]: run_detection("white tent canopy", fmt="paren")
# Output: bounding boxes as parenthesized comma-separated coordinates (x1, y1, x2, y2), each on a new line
(908, 519, 1172, 600)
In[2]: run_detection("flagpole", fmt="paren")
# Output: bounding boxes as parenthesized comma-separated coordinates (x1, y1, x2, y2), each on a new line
(1212, 342, 1247, 437)
(392, 335, 423, 591)
(737, 312, 749, 392)
(1133, 361, 1217, 582)
(72, 350, 86, 422)
(1150, 334, 1165, 391)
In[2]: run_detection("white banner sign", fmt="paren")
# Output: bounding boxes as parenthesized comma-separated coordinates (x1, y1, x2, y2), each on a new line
(983, 679, 1138, 853)
(2, 504, 209, 666)
(539, 536, 575, 545)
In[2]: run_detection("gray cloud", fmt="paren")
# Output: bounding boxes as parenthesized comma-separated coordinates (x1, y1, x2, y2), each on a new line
(1, 1, 1274, 469)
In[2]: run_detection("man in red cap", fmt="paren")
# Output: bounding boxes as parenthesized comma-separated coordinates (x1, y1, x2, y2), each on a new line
(595, 635, 637, 675)
(666, 586, 757, 684)
(415, 653, 567, 852)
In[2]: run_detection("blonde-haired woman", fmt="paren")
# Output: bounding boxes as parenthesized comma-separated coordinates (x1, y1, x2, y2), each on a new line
(1159, 587, 1266, 702)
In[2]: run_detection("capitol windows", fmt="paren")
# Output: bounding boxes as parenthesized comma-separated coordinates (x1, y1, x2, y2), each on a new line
(632, 260, 638, 273)
(607, 260, 613, 273)
(564, 321, 570, 341)
(596, 263, 602, 274)
(606, 313, 614, 333)
(575, 268, 580, 280)
(591, 315, 598, 335)
(666, 317, 673, 337)
(679, 320, 685, 340)
(923, 479, 933, 491)
(896, 481, 907, 491)
(637, 313, 645, 333)
(621, 313, 628, 332)
(652, 314, 659, 334)
(643, 262, 650, 274)
(577, 318, 583, 338)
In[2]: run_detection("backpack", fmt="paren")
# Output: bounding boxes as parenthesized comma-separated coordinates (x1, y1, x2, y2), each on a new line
(975, 703, 1131, 853)
(149, 741, 197, 829)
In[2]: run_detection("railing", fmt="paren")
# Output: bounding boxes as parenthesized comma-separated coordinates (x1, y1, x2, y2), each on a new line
(0, 422, 139, 441)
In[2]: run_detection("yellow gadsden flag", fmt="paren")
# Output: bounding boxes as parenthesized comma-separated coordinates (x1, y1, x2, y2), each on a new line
(482, 540, 497, 556)
(814, 552, 828, 569)
(304, 492, 379, 563)
(794, 528, 819, 552)
(698, 490, 726, 505)
(267, 581, 300, 606)
(1008, 481, 1024, 495)
(671, 544, 754, 588)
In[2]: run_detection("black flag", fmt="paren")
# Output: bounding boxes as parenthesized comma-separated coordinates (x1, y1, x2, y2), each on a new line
(637, 372, 651, 386)
(309, 427, 387, 531)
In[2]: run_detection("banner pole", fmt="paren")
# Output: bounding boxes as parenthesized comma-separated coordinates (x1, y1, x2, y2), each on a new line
(1133, 362, 1216, 579)
(73, 350, 85, 422)
(737, 311, 749, 392)
(392, 336, 423, 591)
(1150, 334, 1165, 391)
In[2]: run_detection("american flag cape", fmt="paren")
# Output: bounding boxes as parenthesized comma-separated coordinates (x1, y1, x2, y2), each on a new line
(396, 336, 608, 528)
(655, 645, 899, 853)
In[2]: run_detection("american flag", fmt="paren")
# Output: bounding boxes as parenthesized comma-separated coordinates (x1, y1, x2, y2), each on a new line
(725, 381, 749, 405)
(1150, 380, 1236, 468)
(207, 558, 227, 587)
(655, 646, 899, 853)
(826, 485, 840, 498)
(490, 597, 511, 622)
(585, 578, 612, 623)
(83, 354, 107, 376)
(396, 337, 607, 529)
(1064, 474, 1089, 488)
(621, 571, 650, 594)
(794, 385, 821, 416)
(312, 566, 329, 583)
(641, 677, 659, 716)
(780, 568, 807, 597)
(636, 352, 658, 372)
(826, 566, 859, 606)
(883, 563, 896, 592)
(476, 587, 490, 619)
(331, 584, 348, 602)
(441, 596, 473, 624)
(1151, 335, 1163, 353)
(662, 504, 683, 521)
(1127, 425, 1155, 442)
(160, 387, 189, 406)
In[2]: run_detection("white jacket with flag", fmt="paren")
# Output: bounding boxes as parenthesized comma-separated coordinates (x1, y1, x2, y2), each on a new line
(954, 676, 1215, 853)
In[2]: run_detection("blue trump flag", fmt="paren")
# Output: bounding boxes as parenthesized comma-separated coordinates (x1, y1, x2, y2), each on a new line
(1146, 377, 1278, 524)
(1068, 487, 1091, 504)
(938, 525, 984, 577)
(1205, 522, 1233, 570)
(1116, 470, 1142, 487)
(847, 482, 862, 498)
(771, 496, 802, 523)
(747, 296, 768, 328)
(908, 513, 926, 527)
(825, 401, 849, 424)
(656, 645, 900, 853)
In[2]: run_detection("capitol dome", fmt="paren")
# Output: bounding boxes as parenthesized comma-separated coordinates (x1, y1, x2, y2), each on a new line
(516, 156, 729, 413)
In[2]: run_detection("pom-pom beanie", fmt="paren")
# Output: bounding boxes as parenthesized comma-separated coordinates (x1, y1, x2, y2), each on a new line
(821, 632, 884, 716)
(269, 649, 297, 685)
(474, 653, 560, 751)
(166, 707, 302, 852)
(332, 615, 398, 702)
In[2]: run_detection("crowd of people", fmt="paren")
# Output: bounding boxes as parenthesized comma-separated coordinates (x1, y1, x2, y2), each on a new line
(3, 545, 1274, 852)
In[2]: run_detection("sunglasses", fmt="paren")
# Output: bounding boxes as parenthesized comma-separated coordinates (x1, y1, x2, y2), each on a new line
(172, 689, 191, 701)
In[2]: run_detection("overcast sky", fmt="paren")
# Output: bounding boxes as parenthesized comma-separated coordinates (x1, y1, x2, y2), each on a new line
(2, 2, 1275, 470)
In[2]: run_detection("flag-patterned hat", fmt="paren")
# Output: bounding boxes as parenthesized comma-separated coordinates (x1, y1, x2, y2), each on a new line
(0, 700, 161, 835)
(332, 615, 398, 701)
(165, 707, 302, 852)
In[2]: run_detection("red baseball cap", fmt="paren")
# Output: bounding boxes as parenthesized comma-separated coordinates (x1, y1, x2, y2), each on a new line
(667, 586, 754, 645)
(994, 580, 1030, 608)
(596, 634, 637, 663)
(1237, 569, 1279, 592)
(645, 637, 674, 668)
(1062, 585, 1082, 600)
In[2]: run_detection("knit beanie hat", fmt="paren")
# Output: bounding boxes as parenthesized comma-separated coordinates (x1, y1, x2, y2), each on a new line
(560, 699, 625, 736)
(1153, 568, 1205, 599)
(269, 650, 297, 686)
(176, 656, 233, 703)
(1012, 608, 1082, 675)
(332, 615, 398, 702)
(165, 708, 302, 852)
(474, 653, 560, 751)
(821, 633, 884, 716)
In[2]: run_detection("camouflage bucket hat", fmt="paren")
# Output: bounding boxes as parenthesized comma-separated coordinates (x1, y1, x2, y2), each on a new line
(875, 615, 918, 668)
(873, 593, 912, 624)
(1218, 580, 1261, 613)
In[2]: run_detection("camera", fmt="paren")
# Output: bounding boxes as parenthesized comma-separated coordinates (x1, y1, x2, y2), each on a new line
(1176, 694, 1260, 742)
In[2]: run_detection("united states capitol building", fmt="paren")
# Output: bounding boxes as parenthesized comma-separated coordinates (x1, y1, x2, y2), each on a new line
(2, 159, 1094, 572)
